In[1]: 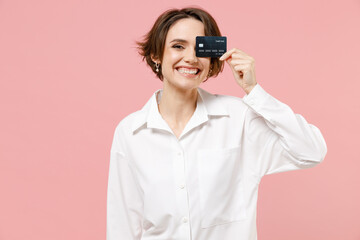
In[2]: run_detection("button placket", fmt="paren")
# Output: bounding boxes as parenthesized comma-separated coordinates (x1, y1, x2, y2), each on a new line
(173, 147, 191, 238)
(176, 151, 186, 189)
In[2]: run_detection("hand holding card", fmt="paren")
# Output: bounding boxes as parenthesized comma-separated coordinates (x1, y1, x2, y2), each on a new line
(219, 48, 257, 94)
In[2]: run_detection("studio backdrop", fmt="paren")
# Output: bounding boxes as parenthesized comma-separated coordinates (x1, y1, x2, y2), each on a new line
(0, 0, 359, 239)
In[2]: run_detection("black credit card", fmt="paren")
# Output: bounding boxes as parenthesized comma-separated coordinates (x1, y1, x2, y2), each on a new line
(196, 36, 227, 58)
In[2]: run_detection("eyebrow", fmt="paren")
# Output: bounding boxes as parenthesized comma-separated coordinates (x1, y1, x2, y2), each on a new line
(169, 39, 188, 44)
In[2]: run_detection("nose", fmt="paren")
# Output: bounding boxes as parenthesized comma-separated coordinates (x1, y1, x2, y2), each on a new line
(183, 47, 198, 63)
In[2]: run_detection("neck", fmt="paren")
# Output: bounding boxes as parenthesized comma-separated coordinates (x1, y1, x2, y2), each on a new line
(157, 81, 198, 125)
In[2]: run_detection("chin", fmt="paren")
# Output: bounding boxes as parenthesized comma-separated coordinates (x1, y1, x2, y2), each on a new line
(172, 79, 201, 91)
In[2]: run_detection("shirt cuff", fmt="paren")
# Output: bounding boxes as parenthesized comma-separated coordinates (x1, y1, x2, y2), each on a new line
(242, 84, 270, 112)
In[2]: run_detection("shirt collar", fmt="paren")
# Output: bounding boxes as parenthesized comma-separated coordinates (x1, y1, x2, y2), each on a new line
(131, 87, 229, 135)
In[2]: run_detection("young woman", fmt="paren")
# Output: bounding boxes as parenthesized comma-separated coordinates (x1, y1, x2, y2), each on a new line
(107, 7, 327, 240)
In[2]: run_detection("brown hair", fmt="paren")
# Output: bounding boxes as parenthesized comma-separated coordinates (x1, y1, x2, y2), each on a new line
(136, 7, 224, 82)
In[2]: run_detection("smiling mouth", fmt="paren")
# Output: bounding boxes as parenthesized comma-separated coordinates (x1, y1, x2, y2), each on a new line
(176, 67, 200, 75)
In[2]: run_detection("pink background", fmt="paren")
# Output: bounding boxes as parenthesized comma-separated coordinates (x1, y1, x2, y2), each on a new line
(1, 0, 359, 239)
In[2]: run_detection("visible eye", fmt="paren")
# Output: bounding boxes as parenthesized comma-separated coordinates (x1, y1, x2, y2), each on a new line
(172, 44, 184, 49)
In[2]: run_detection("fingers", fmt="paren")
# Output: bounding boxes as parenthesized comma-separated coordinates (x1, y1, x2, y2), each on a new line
(231, 53, 254, 61)
(219, 48, 252, 61)
(219, 48, 237, 61)
(219, 47, 257, 92)
(234, 64, 251, 72)
(230, 59, 253, 65)
(222, 48, 254, 73)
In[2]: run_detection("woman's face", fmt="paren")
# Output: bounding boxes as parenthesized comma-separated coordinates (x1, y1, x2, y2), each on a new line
(160, 18, 211, 91)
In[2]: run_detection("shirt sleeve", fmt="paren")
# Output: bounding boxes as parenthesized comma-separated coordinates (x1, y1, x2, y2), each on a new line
(107, 125, 143, 240)
(242, 84, 327, 178)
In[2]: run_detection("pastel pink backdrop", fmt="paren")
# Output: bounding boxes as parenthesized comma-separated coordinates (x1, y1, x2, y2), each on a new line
(0, 0, 359, 239)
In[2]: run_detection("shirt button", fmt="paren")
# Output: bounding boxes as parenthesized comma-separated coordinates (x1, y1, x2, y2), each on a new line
(182, 217, 188, 223)
(177, 152, 182, 156)
(179, 183, 185, 189)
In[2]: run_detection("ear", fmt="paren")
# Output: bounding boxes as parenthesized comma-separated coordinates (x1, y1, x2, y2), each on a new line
(151, 55, 160, 64)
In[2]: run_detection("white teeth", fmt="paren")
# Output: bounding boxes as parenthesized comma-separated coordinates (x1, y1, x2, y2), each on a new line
(177, 67, 198, 75)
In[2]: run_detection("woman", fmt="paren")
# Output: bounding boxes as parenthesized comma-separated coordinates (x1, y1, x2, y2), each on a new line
(107, 7, 327, 240)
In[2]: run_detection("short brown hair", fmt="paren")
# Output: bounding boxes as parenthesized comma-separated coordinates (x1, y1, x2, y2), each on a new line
(136, 7, 224, 82)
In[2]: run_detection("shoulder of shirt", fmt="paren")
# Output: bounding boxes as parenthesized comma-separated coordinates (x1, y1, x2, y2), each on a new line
(198, 88, 261, 128)
(114, 108, 146, 133)
(206, 90, 249, 112)
(210, 89, 264, 122)
(214, 92, 245, 105)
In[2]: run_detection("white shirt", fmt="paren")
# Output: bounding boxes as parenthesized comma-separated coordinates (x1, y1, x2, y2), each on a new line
(107, 84, 327, 240)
